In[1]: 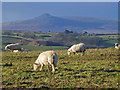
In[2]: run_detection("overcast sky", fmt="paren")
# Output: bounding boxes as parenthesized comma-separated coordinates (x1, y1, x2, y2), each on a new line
(2, 2, 118, 22)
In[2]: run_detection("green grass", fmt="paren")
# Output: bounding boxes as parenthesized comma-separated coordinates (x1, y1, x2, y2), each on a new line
(99, 40, 118, 47)
(35, 34, 52, 37)
(2, 36, 23, 45)
(2, 34, 118, 49)
(2, 48, 119, 88)
(22, 45, 69, 51)
(97, 35, 118, 40)
(35, 33, 52, 39)
(2, 45, 68, 52)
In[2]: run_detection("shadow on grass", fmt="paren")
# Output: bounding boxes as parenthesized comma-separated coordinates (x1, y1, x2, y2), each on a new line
(74, 75, 87, 78)
(104, 69, 120, 72)
(24, 70, 54, 75)
(2, 63, 13, 67)
(93, 68, 120, 72)
(64, 68, 74, 71)
(25, 70, 39, 73)
(20, 82, 32, 85)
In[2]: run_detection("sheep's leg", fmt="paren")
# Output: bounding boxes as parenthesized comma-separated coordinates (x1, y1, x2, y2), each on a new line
(82, 51, 85, 56)
(40, 64, 44, 71)
(51, 64, 55, 73)
(73, 52, 75, 55)
(47, 65, 50, 72)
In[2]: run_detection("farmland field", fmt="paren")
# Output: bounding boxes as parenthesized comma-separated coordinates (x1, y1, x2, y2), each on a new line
(2, 48, 119, 88)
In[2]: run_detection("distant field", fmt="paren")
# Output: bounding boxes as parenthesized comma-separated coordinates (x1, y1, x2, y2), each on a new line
(2, 48, 119, 88)
(97, 35, 118, 47)
(22, 45, 69, 51)
(2, 45, 68, 52)
(97, 35, 118, 40)
(35, 33, 52, 37)
(2, 35, 23, 44)
(1, 34, 118, 52)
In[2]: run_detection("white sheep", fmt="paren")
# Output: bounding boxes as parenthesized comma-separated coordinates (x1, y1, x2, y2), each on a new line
(13, 50, 19, 52)
(5, 43, 22, 52)
(68, 43, 86, 56)
(33, 50, 58, 73)
(115, 43, 120, 49)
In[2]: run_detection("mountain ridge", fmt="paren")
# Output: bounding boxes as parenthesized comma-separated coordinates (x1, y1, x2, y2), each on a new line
(2, 13, 117, 34)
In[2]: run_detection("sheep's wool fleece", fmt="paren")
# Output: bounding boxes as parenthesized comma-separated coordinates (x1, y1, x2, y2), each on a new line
(115, 46, 120, 49)
(36, 50, 58, 66)
(5, 43, 21, 50)
(69, 43, 85, 52)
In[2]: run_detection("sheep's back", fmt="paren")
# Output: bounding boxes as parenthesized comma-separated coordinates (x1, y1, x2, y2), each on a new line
(6, 44, 21, 50)
(38, 51, 58, 65)
(72, 44, 85, 52)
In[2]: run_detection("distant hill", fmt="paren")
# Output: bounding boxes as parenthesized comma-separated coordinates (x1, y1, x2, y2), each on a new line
(2, 13, 118, 34)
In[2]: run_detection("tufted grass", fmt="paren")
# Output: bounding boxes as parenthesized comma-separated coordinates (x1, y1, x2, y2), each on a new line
(2, 48, 120, 88)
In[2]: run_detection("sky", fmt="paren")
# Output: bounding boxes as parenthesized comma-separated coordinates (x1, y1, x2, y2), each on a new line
(1, 0, 120, 2)
(2, 2, 118, 22)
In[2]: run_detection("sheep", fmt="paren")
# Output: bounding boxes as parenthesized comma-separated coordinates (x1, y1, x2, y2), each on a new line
(5, 43, 22, 52)
(33, 50, 58, 73)
(13, 50, 19, 52)
(115, 43, 120, 49)
(68, 43, 86, 56)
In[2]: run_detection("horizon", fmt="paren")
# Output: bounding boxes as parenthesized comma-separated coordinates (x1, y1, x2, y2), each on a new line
(2, 2, 118, 23)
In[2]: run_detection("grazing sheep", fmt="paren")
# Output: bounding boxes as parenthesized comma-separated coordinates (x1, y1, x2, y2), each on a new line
(5, 43, 22, 52)
(68, 43, 86, 56)
(115, 43, 120, 49)
(33, 50, 58, 73)
(13, 50, 19, 52)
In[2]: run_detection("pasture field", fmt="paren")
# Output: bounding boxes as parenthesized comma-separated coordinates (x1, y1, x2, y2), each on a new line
(2, 48, 120, 88)
(22, 45, 68, 51)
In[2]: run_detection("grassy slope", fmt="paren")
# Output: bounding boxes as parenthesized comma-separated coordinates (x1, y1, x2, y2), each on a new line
(2, 34, 118, 52)
(22, 45, 68, 51)
(2, 35, 68, 51)
(97, 35, 118, 47)
(2, 48, 119, 88)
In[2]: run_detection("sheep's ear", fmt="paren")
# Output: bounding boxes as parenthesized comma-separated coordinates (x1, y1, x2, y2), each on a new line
(34, 63, 39, 65)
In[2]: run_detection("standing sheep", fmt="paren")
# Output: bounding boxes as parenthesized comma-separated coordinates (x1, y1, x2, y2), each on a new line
(68, 43, 86, 56)
(115, 43, 120, 49)
(5, 43, 22, 52)
(33, 50, 58, 73)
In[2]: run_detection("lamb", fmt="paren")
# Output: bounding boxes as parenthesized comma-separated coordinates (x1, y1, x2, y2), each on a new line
(115, 43, 120, 49)
(33, 50, 58, 73)
(68, 43, 86, 56)
(5, 43, 22, 52)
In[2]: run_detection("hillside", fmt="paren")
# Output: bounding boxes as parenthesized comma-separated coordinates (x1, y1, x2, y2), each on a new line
(2, 31, 118, 51)
(2, 13, 117, 33)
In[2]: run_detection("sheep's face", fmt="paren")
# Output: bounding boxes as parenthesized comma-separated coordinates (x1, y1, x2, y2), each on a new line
(68, 51, 71, 55)
(33, 63, 39, 70)
(115, 43, 119, 46)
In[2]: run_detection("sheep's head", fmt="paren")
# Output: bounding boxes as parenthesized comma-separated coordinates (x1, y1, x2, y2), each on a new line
(33, 63, 39, 70)
(115, 43, 119, 46)
(68, 49, 72, 55)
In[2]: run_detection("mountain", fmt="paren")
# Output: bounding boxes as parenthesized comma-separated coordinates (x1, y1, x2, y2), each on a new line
(2, 13, 118, 33)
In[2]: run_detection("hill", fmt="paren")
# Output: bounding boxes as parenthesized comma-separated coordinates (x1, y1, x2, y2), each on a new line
(2, 31, 118, 52)
(2, 13, 117, 34)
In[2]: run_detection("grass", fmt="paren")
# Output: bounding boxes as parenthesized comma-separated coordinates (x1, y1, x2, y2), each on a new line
(35, 33, 52, 37)
(2, 45, 68, 52)
(22, 45, 69, 51)
(2, 36, 23, 47)
(2, 48, 119, 88)
(97, 35, 118, 40)
(99, 40, 118, 47)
